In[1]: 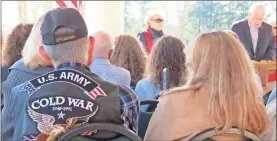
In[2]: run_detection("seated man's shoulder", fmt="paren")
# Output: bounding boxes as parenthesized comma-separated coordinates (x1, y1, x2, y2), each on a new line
(136, 78, 152, 87)
(118, 85, 139, 100)
(112, 65, 131, 77)
(9, 59, 53, 74)
(10, 80, 32, 97)
(9, 59, 24, 70)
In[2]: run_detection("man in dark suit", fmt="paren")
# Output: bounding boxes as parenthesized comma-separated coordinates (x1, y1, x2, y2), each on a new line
(231, 3, 276, 61)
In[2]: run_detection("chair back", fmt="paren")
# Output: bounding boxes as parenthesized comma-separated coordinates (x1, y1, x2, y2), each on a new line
(138, 99, 158, 139)
(189, 127, 262, 141)
(56, 123, 142, 141)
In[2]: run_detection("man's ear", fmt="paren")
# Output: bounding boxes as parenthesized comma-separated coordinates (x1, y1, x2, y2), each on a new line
(87, 36, 95, 66)
(38, 46, 52, 63)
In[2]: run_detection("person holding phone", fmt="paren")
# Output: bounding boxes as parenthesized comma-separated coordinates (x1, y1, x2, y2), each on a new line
(138, 10, 165, 54)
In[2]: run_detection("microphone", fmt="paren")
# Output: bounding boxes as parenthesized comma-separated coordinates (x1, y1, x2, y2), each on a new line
(162, 68, 169, 91)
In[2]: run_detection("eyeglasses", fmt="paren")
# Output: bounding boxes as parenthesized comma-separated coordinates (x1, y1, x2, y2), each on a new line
(154, 18, 164, 23)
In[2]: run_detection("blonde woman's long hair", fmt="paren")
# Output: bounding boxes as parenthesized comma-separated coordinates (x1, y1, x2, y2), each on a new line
(22, 14, 52, 69)
(170, 31, 268, 135)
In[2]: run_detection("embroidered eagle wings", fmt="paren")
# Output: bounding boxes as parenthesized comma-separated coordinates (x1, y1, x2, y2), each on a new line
(27, 105, 56, 135)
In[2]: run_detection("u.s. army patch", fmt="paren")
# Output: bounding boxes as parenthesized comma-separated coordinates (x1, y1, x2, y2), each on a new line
(22, 69, 107, 100)
(22, 69, 108, 141)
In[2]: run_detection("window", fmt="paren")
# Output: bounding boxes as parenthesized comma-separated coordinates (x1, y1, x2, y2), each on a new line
(2, 1, 54, 41)
(124, 1, 276, 44)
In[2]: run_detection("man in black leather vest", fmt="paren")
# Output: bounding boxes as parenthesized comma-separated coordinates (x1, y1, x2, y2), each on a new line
(2, 8, 139, 141)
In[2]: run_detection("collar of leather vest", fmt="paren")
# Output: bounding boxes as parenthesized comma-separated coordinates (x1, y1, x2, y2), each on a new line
(56, 62, 90, 71)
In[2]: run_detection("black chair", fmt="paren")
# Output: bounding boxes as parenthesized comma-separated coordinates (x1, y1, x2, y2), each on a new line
(56, 123, 142, 141)
(138, 99, 159, 139)
(188, 127, 262, 141)
(137, 68, 168, 139)
(1, 93, 4, 110)
(263, 90, 272, 105)
(142, 99, 159, 112)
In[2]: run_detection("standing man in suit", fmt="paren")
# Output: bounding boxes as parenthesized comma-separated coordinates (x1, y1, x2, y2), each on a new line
(231, 2, 276, 61)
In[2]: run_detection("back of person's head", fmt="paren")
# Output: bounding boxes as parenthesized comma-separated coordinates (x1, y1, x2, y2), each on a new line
(92, 30, 113, 59)
(41, 8, 89, 67)
(111, 34, 147, 84)
(2, 23, 33, 67)
(146, 35, 187, 88)
(224, 30, 239, 39)
(22, 14, 53, 69)
(185, 31, 268, 135)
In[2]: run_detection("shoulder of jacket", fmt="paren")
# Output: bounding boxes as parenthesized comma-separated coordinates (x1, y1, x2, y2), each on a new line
(119, 85, 138, 98)
(138, 32, 146, 37)
(114, 66, 130, 75)
(232, 19, 246, 27)
(262, 21, 272, 28)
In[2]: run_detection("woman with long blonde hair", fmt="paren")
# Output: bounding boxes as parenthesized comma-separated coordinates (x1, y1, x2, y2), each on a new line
(145, 31, 269, 140)
(2, 14, 53, 109)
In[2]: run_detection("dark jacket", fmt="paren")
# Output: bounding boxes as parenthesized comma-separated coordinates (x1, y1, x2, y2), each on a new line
(2, 59, 53, 107)
(1, 64, 138, 141)
(1, 67, 9, 82)
(231, 19, 276, 61)
(138, 27, 164, 53)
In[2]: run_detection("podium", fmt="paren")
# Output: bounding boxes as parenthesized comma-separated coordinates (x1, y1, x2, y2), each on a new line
(253, 61, 276, 95)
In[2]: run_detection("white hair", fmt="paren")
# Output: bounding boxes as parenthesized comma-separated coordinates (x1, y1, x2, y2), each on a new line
(248, 2, 266, 15)
(144, 9, 166, 24)
(43, 27, 89, 66)
(22, 14, 52, 69)
(43, 38, 88, 66)
(92, 30, 113, 58)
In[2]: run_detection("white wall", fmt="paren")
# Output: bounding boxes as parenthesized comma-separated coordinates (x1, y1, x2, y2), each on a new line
(85, 1, 124, 38)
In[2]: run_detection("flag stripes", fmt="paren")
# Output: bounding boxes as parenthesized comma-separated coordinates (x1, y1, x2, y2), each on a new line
(85, 86, 107, 100)
(56, 0, 82, 12)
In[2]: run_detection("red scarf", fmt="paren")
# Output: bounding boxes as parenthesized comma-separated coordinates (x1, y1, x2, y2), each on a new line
(143, 27, 153, 53)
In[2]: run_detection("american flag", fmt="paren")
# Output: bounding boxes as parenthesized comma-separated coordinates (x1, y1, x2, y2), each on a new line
(22, 82, 37, 96)
(85, 86, 107, 100)
(55, 0, 82, 12)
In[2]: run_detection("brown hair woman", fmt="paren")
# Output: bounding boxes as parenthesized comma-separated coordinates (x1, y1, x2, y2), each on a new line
(111, 34, 147, 89)
(135, 35, 187, 111)
(1, 23, 33, 82)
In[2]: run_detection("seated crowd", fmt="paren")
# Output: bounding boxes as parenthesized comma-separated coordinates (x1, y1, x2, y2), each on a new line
(1, 3, 276, 141)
